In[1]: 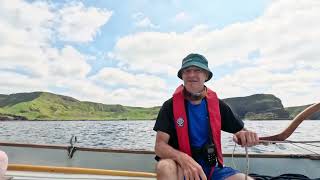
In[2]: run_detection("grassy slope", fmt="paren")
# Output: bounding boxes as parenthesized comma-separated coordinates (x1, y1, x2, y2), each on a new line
(0, 92, 318, 120)
(0, 92, 160, 120)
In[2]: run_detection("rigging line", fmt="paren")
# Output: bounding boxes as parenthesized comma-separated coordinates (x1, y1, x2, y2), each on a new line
(288, 143, 320, 155)
(285, 140, 320, 143)
(259, 140, 320, 144)
(302, 143, 320, 148)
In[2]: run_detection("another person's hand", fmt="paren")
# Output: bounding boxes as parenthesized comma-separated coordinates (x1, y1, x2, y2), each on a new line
(177, 152, 207, 180)
(233, 130, 259, 147)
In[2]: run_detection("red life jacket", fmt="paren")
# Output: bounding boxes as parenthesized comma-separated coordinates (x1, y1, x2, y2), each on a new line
(172, 85, 223, 166)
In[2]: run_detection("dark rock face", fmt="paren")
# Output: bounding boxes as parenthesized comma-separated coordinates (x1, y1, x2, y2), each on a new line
(223, 94, 290, 120)
(0, 114, 28, 121)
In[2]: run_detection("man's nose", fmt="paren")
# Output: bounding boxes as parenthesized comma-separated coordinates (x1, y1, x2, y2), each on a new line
(188, 70, 197, 76)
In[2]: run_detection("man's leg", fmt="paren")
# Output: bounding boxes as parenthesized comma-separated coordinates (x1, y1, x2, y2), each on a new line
(0, 150, 8, 178)
(210, 166, 254, 180)
(225, 173, 254, 180)
(156, 159, 183, 180)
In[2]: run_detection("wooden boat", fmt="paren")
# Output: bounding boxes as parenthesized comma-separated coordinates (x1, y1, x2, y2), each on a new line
(1, 103, 319, 179)
(1, 142, 319, 179)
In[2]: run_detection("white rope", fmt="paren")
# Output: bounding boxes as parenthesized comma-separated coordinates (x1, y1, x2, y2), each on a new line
(231, 143, 237, 169)
(245, 146, 249, 180)
(232, 143, 249, 179)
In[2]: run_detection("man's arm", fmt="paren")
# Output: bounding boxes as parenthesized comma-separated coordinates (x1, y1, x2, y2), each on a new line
(155, 131, 181, 160)
(155, 131, 206, 180)
(218, 100, 259, 147)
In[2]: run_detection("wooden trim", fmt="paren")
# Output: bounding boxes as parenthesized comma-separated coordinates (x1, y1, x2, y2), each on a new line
(223, 153, 320, 159)
(1, 142, 319, 160)
(8, 164, 156, 178)
(0, 142, 154, 154)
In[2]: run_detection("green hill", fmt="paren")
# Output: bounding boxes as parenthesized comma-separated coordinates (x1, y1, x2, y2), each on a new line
(285, 105, 320, 120)
(0, 92, 160, 120)
(0, 92, 318, 120)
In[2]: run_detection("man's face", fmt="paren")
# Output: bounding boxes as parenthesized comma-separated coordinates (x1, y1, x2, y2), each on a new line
(181, 66, 208, 93)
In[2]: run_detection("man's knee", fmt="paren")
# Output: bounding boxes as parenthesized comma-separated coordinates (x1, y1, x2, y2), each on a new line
(156, 159, 178, 175)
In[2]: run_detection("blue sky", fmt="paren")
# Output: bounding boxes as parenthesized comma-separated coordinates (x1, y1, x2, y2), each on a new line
(1, 0, 319, 107)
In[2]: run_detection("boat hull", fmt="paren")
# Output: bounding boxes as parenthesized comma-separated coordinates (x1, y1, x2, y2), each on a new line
(1, 142, 319, 178)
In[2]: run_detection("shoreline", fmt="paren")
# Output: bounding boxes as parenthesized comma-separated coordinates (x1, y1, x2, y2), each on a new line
(1, 119, 319, 121)
(0, 119, 156, 121)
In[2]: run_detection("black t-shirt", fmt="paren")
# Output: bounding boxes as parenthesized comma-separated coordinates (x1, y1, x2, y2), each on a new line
(153, 98, 244, 150)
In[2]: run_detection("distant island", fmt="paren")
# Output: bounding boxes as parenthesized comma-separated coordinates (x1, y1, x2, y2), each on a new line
(0, 92, 319, 121)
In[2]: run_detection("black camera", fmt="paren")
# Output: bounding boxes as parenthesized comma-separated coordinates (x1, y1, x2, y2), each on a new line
(205, 143, 217, 167)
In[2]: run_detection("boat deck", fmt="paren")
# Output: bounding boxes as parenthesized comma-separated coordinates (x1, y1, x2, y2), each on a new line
(5, 170, 156, 180)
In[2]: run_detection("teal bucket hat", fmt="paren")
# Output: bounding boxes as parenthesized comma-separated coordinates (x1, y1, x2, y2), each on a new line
(177, 53, 213, 81)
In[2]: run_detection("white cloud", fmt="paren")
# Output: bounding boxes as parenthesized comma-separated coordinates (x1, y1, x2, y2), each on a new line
(113, 31, 198, 76)
(46, 46, 91, 78)
(56, 2, 112, 42)
(49, 75, 169, 107)
(172, 12, 189, 22)
(132, 12, 158, 29)
(0, 0, 114, 104)
(0, 45, 49, 77)
(0, 0, 54, 45)
(112, 25, 255, 77)
(210, 67, 320, 107)
(101, 87, 168, 107)
(112, 0, 320, 106)
(0, 0, 55, 77)
(132, 12, 144, 20)
(1, 0, 319, 107)
(0, 71, 47, 94)
(91, 67, 167, 90)
(0, 0, 110, 78)
(0, 0, 169, 107)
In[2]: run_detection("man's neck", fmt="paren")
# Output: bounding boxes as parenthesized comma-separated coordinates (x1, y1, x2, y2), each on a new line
(183, 86, 207, 104)
(189, 99, 202, 105)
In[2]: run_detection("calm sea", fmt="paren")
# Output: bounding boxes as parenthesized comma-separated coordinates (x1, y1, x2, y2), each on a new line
(0, 120, 319, 154)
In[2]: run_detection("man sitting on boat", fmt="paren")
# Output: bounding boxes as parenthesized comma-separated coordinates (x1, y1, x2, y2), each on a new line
(0, 150, 8, 178)
(153, 53, 259, 180)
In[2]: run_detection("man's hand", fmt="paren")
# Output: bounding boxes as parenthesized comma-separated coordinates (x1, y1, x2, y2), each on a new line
(176, 152, 207, 180)
(233, 130, 259, 147)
